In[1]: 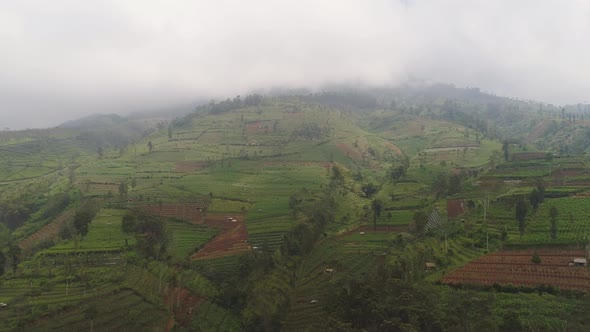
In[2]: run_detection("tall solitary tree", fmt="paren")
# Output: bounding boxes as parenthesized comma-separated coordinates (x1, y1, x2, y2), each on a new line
(119, 180, 129, 198)
(121, 211, 138, 234)
(529, 189, 540, 211)
(148, 141, 153, 153)
(549, 206, 559, 239)
(515, 200, 528, 236)
(73, 209, 94, 237)
(372, 199, 382, 231)
(8, 244, 21, 273)
(536, 182, 546, 203)
(502, 141, 510, 161)
(413, 211, 428, 235)
(0, 251, 6, 276)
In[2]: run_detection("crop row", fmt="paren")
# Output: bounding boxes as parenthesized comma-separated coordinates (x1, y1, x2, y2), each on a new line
(475, 255, 576, 266)
(443, 273, 589, 291)
(443, 248, 590, 292)
(455, 264, 590, 278)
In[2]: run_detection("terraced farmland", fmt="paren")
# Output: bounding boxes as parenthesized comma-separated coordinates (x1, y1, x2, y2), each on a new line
(165, 221, 218, 261)
(442, 248, 590, 291)
(43, 209, 133, 254)
(282, 233, 388, 331)
(0, 264, 170, 331)
(191, 214, 250, 260)
(18, 209, 75, 252)
(139, 203, 205, 224)
(29, 289, 168, 331)
(509, 197, 590, 245)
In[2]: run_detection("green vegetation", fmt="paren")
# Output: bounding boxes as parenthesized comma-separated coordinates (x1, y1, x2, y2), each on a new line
(165, 221, 217, 261)
(2, 86, 590, 330)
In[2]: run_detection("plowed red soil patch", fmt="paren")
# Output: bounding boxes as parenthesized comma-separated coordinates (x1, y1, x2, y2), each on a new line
(335, 143, 362, 160)
(191, 214, 250, 260)
(175, 162, 207, 172)
(164, 287, 205, 328)
(511, 152, 547, 161)
(246, 121, 273, 134)
(139, 204, 204, 223)
(442, 248, 590, 291)
(262, 161, 333, 169)
(18, 210, 75, 252)
(552, 169, 587, 177)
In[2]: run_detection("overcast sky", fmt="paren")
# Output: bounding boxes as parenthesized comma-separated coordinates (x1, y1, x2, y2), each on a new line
(1, 0, 589, 129)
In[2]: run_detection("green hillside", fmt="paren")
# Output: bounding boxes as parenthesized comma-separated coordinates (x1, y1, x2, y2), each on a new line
(1, 86, 590, 331)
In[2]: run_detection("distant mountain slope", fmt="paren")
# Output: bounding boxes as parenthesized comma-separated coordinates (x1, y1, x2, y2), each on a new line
(58, 113, 153, 150)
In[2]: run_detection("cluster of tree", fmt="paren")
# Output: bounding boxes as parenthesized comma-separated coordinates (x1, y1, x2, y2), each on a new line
(206, 94, 264, 114)
(210, 166, 349, 331)
(515, 183, 547, 236)
(413, 210, 429, 235)
(72, 200, 100, 237)
(59, 200, 99, 239)
(528, 183, 545, 211)
(39, 193, 71, 220)
(321, 267, 590, 332)
(432, 172, 463, 198)
(361, 182, 379, 198)
(72, 114, 148, 151)
(291, 122, 330, 140)
(243, 94, 264, 107)
(301, 91, 378, 111)
(387, 162, 408, 182)
(323, 278, 498, 331)
(121, 210, 168, 260)
(0, 244, 21, 276)
(0, 181, 70, 230)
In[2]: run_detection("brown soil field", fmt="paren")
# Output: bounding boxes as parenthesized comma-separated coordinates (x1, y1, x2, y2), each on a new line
(164, 287, 205, 329)
(175, 162, 207, 173)
(442, 248, 590, 291)
(139, 203, 205, 223)
(335, 143, 362, 160)
(246, 121, 273, 134)
(262, 161, 333, 169)
(191, 214, 250, 260)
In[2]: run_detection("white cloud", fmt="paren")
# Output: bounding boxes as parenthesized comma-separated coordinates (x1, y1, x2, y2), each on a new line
(1, 0, 589, 128)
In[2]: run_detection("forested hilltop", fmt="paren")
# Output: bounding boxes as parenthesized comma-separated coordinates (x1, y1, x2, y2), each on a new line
(1, 84, 590, 331)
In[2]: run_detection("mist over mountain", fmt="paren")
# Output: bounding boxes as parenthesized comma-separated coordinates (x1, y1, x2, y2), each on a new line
(1, 1, 590, 129)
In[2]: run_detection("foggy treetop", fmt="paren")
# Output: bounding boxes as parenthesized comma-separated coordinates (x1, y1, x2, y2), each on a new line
(1, 0, 589, 129)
